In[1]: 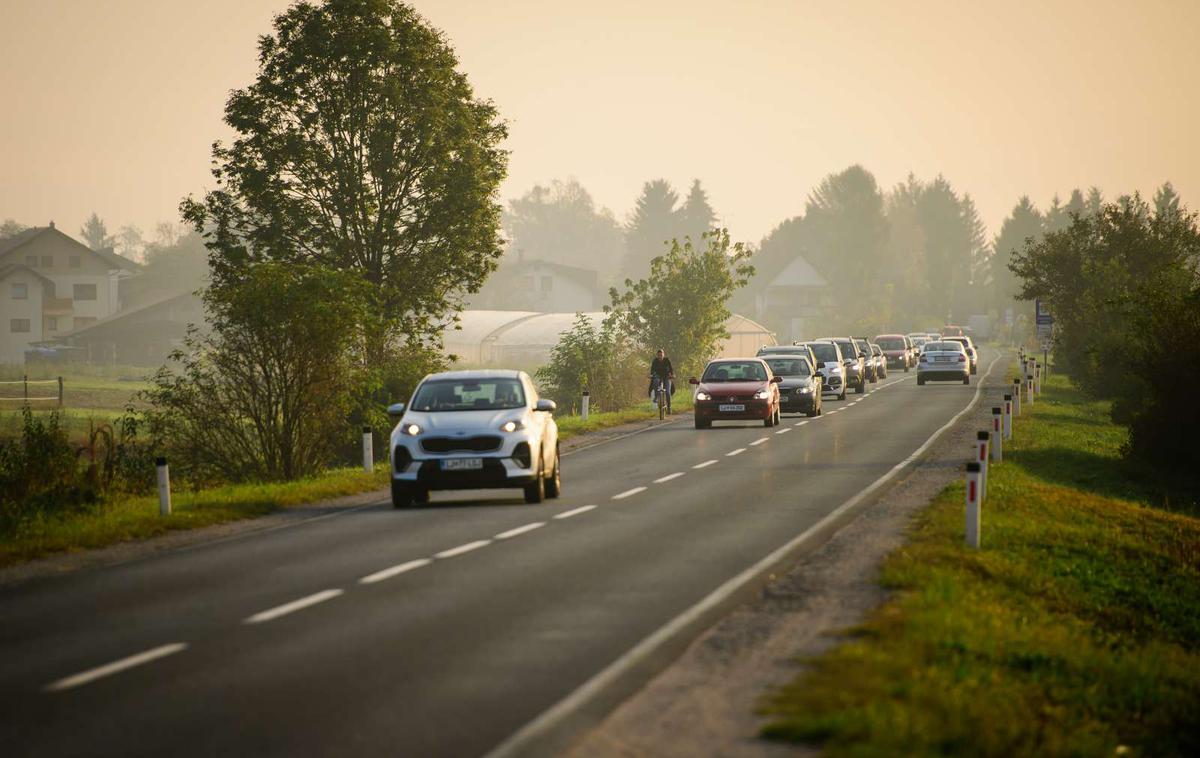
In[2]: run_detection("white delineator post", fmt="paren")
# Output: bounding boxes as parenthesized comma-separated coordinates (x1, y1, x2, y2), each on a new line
(991, 407, 1003, 462)
(362, 425, 373, 473)
(1012, 379, 1022, 417)
(156, 456, 172, 517)
(965, 461, 982, 549)
(1035, 359, 1043, 395)
(1027, 374, 1035, 406)
(1003, 394, 1013, 440)
(976, 431, 990, 501)
(581, 390, 590, 421)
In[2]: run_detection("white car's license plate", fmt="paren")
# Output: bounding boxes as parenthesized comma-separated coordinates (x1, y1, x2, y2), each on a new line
(441, 458, 483, 470)
(719, 404, 746, 412)
(935, 356, 953, 362)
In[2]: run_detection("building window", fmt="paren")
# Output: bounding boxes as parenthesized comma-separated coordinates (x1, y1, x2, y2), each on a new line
(11, 283, 27, 300)
(41, 256, 53, 268)
(540, 276, 553, 292)
(10, 318, 31, 333)
(25, 255, 37, 267)
(73, 283, 98, 301)
(47, 316, 58, 331)
(69, 255, 82, 268)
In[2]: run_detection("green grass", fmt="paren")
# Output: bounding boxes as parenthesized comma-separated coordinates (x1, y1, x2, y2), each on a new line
(760, 372, 1200, 757)
(0, 467, 390, 568)
(556, 394, 693, 440)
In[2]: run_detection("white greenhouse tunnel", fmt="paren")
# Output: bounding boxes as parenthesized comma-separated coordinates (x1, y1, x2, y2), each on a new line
(442, 311, 776, 367)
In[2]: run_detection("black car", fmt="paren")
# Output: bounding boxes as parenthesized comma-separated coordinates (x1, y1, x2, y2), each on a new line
(762, 355, 823, 417)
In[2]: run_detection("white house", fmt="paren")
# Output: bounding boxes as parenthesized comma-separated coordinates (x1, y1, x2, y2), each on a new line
(471, 258, 601, 313)
(0, 223, 139, 364)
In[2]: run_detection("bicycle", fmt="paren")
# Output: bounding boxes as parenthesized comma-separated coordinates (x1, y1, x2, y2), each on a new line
(651, 375, 670, 420)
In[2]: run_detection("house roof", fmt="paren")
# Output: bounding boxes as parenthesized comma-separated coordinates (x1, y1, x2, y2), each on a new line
(0, 262, 56, 287)
(768, 255, 828, 288)
(0, 226, 141, 271)
(54, 290, 199, 341)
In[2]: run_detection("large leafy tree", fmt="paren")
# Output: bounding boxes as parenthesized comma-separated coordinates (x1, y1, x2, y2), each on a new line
(914, 175, 970, 321)
(181, 0, 508, 355)
(622, 179, 682, 281)
(608, 229, 753, 377)
(502, 178, 623, 281)
(79, 213, 114, 251)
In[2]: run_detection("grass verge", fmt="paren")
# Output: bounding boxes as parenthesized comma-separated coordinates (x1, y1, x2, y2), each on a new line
(0, 467, 389, 568)
(556, 395, 693, 441)
(760, 371, 1200, 756)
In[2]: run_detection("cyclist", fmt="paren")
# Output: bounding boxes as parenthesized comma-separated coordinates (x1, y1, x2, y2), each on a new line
(649, 348, 675, 414)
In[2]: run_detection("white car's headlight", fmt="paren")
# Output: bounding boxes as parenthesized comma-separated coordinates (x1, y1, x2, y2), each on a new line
(402, 423, 421, 436)
(500, 419, 525, 433)
(753, 388, 769, 400)
(829, 367, 843, 374)
(695, 391, 711, 401)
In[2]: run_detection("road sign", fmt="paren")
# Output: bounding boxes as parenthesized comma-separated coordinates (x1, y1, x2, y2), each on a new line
(1035, 298, 1053, 326)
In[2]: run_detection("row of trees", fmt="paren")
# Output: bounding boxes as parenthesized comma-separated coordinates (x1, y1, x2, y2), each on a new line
(1010, 193, 1199, 469)
(500, 177, 718, 285)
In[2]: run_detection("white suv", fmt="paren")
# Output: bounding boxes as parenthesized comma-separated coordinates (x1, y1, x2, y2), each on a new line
(388, 370, 560, 507)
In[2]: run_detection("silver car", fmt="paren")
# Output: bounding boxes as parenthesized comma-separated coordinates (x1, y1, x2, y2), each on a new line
(388, 370, 560, 507)
(917, 341, 970, 385)
(944, 336, 979, 375)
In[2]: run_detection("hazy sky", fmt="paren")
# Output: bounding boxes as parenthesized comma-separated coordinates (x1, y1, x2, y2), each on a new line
(2, 0, 1197, 249)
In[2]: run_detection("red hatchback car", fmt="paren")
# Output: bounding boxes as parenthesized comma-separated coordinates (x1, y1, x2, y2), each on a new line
(690, 358, 782, 429)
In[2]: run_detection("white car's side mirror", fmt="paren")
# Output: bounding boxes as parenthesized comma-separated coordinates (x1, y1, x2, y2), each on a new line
(387, 402, 406, 417)
(535, 399, 556, 413)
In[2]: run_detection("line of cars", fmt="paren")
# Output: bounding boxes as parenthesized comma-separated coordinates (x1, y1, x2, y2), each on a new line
(382, 328, 982, 507)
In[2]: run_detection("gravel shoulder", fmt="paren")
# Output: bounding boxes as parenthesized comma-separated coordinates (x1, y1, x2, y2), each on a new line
(566, 373, 1005, 758)
(0, 413, 684, 589)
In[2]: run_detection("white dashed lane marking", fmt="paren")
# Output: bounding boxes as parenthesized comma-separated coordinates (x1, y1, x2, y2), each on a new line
(435, 540, 490, 559)
(612, 486, 648, 500)
(726, 448, 746, 457)
(359, 559, 431, 585)
(750, 438, 769, 446)
(244, 589, 344, 625)
(44, 643, 189, 692)
(554, 505, 596, 519)
(495, 522, 546, 540)
(775, 428, 791, 435)
(693, 460, 718, 469)
(653, 472, 685, 484)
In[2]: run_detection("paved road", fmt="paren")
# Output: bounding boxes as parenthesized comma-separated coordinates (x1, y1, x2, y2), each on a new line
(1, 350, 1003, 757)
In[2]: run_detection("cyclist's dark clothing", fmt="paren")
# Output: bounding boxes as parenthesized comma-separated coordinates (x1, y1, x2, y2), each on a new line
(650, 357, 674, 383)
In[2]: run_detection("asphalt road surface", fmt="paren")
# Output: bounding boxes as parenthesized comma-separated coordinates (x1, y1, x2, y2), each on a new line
(1, 349, 1003, 758)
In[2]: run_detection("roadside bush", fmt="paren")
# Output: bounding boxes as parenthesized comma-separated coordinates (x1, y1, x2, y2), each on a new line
(143, 264, 369, 483)
(345, 341, 448, 462)
(1010, 195, 1200, 469)
(536, 314, 645, 414)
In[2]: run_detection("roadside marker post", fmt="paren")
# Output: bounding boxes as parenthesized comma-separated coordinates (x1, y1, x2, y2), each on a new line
(991, 408, 1003, 462)
(156, 457, 172, 517)
(976, 431, 990, 501)
(1035, 360, 1043, 395)
(1027, 374, 1035, 406)
(965, 462, 982, 549)
(581, 391, 590, 422)
(362, 426, 374, 473)
(1003, 395, 1013, 439)
(1012, 379, 1022, 417)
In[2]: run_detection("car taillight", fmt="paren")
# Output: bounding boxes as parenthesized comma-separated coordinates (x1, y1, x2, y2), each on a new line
(958, 354, 966, 362)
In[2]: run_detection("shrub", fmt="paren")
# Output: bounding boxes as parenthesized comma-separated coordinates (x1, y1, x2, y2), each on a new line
(536, 314, 645, 414)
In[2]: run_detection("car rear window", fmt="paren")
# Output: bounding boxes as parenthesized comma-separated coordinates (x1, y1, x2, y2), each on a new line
(765, 358, 811, 376)
(702, 361, 768, 382)
(805, 343, 838, 362)
(925, 342, 964, 352)
(411, 378, 526, 411)
(876, 337, 904, 349)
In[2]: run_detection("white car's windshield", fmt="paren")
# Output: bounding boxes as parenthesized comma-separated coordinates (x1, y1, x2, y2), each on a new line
(411, 378, 526, 411)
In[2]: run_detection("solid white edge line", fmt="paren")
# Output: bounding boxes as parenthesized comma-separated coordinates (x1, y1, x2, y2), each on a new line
(554, 505, 596, 520)
(750, 438, 769, 446)
(775, 428, 791, 435)
(692, 459, 718, 469)
(244, 589, 344, 625)
(653, 472, 685, 484)
(359, 558, 431, 585)
(484, 352, 1003, 758)
(44, 643, 189, 692)
(435, 540, 491, 559)
(612, 486, 647, 500)
(495, 522, 546, 540)
(726, 448, 746, 457)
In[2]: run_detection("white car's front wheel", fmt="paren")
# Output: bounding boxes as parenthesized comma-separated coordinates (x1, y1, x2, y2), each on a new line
(545, 448, 561, 499)
(524, 449, 546, 504)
